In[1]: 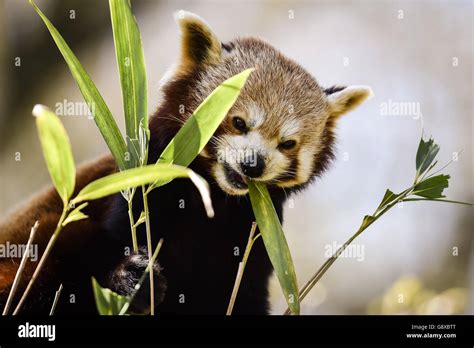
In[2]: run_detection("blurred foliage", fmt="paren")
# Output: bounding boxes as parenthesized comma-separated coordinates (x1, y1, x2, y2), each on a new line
(367, 275, 468, 315)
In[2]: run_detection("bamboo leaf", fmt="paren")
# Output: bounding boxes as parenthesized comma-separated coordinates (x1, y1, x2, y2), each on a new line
(29, 0, 128, 170)
(416, 136, 440, 177)
(72, 164, 214, 217)
(360, 215, 375, 230)
(248, 181, 300, 315)
(92, 277, 128, 315)
(134, 211, 146, 227)
(157, 69, 253, 166)
(109, 0, 148, 167)
(62, 211, 88, 226)
(62, 203, 89, 226)
(73, 165, 189, 202)
(33, 105, 75, 205)
(375, 189, 403, 213)
(413, 174, 450, 199)
(377, 189, 397, 209)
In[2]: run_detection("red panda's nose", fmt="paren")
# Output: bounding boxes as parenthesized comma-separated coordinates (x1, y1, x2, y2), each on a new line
(240, 154, 265, 178)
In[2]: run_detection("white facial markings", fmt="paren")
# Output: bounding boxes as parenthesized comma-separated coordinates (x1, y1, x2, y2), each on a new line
(262, 150, 291, 181)
(273, 143, 317, 188)
(280, 118, 301, 139)
(296, 144, 315, 183)
(219, 131, 268, 173)
(246, 103, 266, 128)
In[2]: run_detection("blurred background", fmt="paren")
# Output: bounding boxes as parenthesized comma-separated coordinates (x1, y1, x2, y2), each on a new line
(0, 0, 472, 314)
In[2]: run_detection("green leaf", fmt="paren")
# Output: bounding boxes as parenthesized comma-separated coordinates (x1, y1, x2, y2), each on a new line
(134, 211, 146, 227)
(360, 215, 375, 230)
(72, 164, 214, 217)
(92, 277, 128, 315)
(380, 189, 397, 206)
(109, 0, 148, 168)
(62, 211, 88, 226)
(248, 181, 300, 315)
(416, 136, 440, 177)
(62, 203, 89, 226)
(33, 105, 75, 205)
(413, 174, 450, 199)
(29, 0, 127, 170)
(375, 189, 402, 212)
(157, 68, 253, 166)
(73, 164, 190, 202)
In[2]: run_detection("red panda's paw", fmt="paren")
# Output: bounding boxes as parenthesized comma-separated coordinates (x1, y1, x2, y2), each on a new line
(109, 247, 167, 315)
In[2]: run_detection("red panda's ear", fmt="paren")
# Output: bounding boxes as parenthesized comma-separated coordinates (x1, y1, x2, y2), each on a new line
(174, 11, 222, 68)
(325, 85, 373, 118)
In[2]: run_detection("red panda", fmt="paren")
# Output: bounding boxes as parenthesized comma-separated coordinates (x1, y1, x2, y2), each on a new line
(0, 11, 372, 315)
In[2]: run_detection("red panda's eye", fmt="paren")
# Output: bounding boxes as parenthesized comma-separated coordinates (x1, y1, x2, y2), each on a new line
(232, 117, 247, 132)
(279, 140, 297, 150)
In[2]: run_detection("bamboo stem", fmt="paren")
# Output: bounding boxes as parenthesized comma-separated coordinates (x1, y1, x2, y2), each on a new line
(127, 196, 138, 252)
(141, 187, 155, 315)
(226, 222, 258, 315)
(49, 283, 63, 315)
(13, 207, 69, 315)
(2, 221, 39, 315)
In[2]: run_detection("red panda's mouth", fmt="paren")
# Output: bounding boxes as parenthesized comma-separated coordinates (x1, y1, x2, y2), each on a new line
(223, 164, 248, 189)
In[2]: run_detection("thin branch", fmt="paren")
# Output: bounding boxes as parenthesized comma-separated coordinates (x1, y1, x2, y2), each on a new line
(2, 221, 39, 316)
(49, 283, 63, 315)
(127, 197, 138, 252)
(141, 187, 155, 315)
(424, 150, 463, 180)
(226, 222, 258, 315)
(283, 193, 404, 315)
(13, 207, 69, 315)
(403, 198, 473, 206)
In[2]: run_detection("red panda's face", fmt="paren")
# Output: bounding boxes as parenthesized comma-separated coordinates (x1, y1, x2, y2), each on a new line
(208, 93, 329, 195)
(210, 105, 321, 195)
(161, 11, 372, 196)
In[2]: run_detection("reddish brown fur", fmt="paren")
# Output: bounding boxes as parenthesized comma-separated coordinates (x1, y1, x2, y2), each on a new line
(0, 155, 117, 304)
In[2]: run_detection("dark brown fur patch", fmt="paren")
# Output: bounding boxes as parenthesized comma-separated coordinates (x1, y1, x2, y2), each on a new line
(311, 119, 337, 179)
(176, 13, 222, 71)
(185, 23, 213, 63)
(221, 41, 235, 52)
(324, 85, 346, 95)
